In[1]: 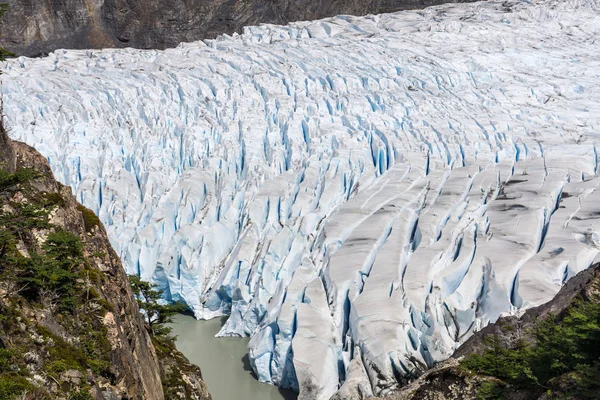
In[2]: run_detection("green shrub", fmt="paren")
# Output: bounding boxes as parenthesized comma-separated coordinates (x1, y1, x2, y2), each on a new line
(42, 330, 88, 375)
(83, 268, 105, 284)
(461, 296, 600, 398)
(0, 202, 50, 235)
(0, 229, 16, 258)
(0, 349, 14, 373)
(0, 375, 32, 399)
(68, 388, 94, 400)
(571, 361, 600, 399)
(460, 336, 537, 386)
(18, 230, 84, 311)
(0, 168, 38, 191)
(44, 230, 83, 259)
(88, 357, 111, 378)
(530, 299, 600, 382)
(76, 205, 100, 232)
(41, 192, 65, 207)
(46, 359, 76, 374)
(476, 381, 504, 400)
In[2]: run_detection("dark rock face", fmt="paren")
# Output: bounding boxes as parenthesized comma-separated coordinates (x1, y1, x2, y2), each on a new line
(0, 0, 473, 57)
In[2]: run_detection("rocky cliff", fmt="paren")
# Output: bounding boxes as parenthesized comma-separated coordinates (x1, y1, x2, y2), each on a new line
(0, 126, 210, 399)
(0, 0, 473, 57)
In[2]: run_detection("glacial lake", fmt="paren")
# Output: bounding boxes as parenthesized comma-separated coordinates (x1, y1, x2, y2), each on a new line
(170, 314, 298, 400)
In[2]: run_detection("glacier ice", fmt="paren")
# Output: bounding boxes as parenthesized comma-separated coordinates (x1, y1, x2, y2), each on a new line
(3, 0, 600, 398)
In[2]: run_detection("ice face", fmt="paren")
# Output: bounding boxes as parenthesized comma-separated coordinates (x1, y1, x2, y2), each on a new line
(3, 0, 600, 398)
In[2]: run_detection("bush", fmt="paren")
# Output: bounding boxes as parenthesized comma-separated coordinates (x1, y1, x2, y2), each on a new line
(44, 230, 83, 259)
(476, 381, 504, 400)
(0, 203, 51, 237)
(45, 335, 87, 375)
(0, 375, 32, 399)
(461, 296, 600, 398)
(41, 192, 65, 207)
(18, 230, 84, 312)
(0, 168, 38, 191)
(68, 388, 94, 400)
(0, 349, 14, 373)
(76, 205, 100, 233)
(46, 359, 77, 374)
(460, 336, 537, 386)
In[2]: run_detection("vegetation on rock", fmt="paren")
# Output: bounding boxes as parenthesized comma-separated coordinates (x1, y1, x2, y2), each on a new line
(0, 128, 210, 399)
(460, 287, 600, 399)
(76, 205, 100, 233)
(128, 275, 210, 399)
(0, 167, 111, 399)
(129, 275, 187, 340)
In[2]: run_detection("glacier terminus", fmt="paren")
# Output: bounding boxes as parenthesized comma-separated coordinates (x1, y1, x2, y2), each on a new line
(3, 0, 600, 398)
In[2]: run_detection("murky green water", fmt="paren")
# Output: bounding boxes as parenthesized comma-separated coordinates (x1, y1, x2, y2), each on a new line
(170, 314, 297, 400)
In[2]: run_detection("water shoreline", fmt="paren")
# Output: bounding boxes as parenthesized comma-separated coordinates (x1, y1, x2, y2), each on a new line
(170, 314, 298, 400)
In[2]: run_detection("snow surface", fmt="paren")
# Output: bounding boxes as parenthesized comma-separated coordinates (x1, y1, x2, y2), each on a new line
(3, 0, 600, 398)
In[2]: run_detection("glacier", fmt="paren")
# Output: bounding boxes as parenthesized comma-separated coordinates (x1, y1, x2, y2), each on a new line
(3, 0, 600, 398)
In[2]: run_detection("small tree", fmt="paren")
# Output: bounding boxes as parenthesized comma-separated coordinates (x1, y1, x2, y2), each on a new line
(128, 275, 186, 341)
(17, 230, 84, 312)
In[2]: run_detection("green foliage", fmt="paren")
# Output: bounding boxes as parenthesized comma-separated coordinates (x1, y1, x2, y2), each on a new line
(0, 201, 51, 242)
(85, 286, 114, 313)
(0, 348, 14, 373)
(0, 168, 38, 191)
(83, 268, 105, 284)
(0, 375, 32, 399)
(46, 359, 78, 374)
(78, 317, 112, 376)
(460, 336, 537, 386)
(18, 230, 84, 312)
(0, 156, 115, 397)
(43, 331, 88, 375)
(77, 205, 100, 232)
(41, 192, 65, 207)
(88, 357, 111, 377)
(571, 361, 600, 399)
(68, 388, 94, 400)
(44, 230, 83, 259)
(0, 228, 15, 258)
(128, 275, 187, 342)
(461, 297, 600, 399)
(531, 300, 600, 382)
(161, 365, 189, 399)
(36, 316, 113, 385)
(476, 381, 505, 400)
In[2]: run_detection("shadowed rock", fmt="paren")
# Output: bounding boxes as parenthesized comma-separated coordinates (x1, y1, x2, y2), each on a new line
(1, 0, 474, 57)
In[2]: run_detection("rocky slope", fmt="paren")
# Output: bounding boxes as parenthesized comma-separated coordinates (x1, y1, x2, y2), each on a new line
(0, 0, 474, 57)
(368, 263, 600, 400)
(0, 127, 210, 400)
